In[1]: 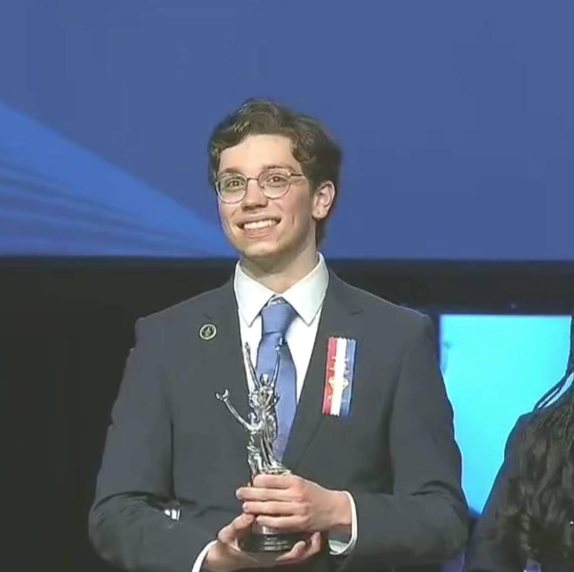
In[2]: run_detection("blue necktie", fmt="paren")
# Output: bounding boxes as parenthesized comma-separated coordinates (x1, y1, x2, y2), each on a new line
(256, 298, 297, 460)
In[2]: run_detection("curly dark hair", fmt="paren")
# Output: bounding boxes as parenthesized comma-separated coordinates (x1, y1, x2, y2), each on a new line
(207, 98, 343, 244)
(497, 314, 574, 564)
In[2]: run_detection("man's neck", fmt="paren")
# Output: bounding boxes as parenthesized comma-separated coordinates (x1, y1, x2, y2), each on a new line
(240, 251, 320, 293)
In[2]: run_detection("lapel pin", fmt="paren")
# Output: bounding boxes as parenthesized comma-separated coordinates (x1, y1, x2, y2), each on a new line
(199, 323, 217, 341)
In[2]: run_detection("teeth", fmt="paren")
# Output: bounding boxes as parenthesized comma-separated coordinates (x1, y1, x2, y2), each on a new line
(243, 220, 277, 230)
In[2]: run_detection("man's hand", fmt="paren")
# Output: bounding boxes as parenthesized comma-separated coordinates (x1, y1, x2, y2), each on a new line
(237, 474, 352, 534)
(204, 513, 322, 572)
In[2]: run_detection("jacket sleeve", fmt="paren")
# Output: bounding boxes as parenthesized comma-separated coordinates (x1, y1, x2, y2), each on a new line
(342, 315, 469, 570)
(88, 316, 213, 572)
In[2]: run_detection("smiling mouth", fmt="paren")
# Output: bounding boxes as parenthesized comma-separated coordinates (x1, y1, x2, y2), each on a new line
(241, 219, 279, 231)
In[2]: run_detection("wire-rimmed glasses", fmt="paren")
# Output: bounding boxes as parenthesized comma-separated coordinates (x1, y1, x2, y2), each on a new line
(215, 168, 306, 204)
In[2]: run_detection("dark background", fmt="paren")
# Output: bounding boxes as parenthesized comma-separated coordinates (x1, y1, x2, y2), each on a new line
(3, 259, 573, 570)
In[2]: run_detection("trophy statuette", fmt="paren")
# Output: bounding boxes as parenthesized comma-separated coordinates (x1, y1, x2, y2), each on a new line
(216, 343, 308, 552)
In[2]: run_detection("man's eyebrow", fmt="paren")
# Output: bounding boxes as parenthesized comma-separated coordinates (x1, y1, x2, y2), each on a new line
(218, 167, 243, 176)
(218, 163, 299, 176)
(260, 163, 298, 171)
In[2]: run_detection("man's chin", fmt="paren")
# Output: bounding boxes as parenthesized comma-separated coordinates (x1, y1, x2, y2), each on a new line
(236, 240, 289, 267)
(240, 245, 280, 263)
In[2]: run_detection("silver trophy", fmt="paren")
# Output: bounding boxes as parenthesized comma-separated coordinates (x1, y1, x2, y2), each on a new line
(216, 343, 307, 552)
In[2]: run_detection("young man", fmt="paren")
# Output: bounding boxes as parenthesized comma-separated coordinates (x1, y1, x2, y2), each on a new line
(89, 99, 468, 572)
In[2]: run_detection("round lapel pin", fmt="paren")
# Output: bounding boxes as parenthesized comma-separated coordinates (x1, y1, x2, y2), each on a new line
(199, 323, 217, 341)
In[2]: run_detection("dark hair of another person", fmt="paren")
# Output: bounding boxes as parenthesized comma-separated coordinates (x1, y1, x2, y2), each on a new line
(208, 98, 342, 244)
(498, 311, 574, 563)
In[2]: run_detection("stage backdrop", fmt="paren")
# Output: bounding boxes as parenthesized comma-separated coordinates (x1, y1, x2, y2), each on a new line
(1, 0, 573, 260)
(440, 314, 571, 513)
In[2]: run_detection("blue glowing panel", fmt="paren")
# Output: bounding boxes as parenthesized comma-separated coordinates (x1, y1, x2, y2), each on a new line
(440, 315, 571, 513)
(0, 0, 573, 258)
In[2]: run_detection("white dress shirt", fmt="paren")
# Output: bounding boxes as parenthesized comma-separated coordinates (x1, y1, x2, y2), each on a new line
(235, 254, 328, 398)
(191, 254, 357, 571)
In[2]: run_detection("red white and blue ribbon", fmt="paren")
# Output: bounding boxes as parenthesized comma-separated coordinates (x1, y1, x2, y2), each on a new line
(322, 336, 356, 417)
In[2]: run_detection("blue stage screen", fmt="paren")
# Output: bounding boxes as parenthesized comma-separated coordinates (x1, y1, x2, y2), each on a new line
(440, 314, 571, 513)
(0, 1, 572, 259)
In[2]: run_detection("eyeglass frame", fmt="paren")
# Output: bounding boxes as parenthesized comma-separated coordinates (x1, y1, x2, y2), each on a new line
(214, 168, 307, 204)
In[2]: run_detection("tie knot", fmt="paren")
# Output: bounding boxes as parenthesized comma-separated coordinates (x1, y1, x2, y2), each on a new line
(261, 298, 297, 336)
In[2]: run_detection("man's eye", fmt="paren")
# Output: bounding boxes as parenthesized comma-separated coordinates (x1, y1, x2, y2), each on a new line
(223, 178, 244, 190)
(266, 173, 289, 186)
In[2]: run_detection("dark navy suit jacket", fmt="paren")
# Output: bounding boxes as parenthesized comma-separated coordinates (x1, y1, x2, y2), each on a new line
(89, 273, 467, 572)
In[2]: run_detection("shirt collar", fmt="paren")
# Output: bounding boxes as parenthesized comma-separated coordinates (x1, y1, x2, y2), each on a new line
(234, 254, 329, 327)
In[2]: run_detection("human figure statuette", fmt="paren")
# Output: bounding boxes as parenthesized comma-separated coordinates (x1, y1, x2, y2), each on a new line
(216, 343, 306, 552)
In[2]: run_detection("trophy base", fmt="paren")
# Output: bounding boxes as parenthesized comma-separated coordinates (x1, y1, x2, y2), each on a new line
(240, 527, 308, 553)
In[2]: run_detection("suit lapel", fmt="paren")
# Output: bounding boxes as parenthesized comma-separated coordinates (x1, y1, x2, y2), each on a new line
(200, 281, 250, 447)
(283, 274, 365, 471)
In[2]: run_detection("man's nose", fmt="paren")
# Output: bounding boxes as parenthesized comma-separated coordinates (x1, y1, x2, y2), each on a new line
(241, 178, 268, 207)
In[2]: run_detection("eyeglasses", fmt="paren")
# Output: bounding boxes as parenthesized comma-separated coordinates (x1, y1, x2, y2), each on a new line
(215, 168, 306, 204)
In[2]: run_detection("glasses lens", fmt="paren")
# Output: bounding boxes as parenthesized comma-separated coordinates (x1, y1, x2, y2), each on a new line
(217, 175, 246, 202)
(260, 170, 290, 197)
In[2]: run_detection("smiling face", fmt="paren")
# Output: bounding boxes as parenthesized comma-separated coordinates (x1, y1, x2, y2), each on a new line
(217, 134, 334, 278)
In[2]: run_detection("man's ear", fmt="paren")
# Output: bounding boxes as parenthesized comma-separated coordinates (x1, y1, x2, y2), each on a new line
(312, 181, 335, 220)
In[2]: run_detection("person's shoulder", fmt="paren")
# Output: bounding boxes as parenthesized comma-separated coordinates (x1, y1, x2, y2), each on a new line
(331, 273, 430, 331)
(503, 413, 532, 458)
(138, 280, 233, 329)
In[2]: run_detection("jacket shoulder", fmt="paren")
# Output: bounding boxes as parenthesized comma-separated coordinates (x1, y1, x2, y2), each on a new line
(137, 281, 233, 329)
(333, 275, 430, 330)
